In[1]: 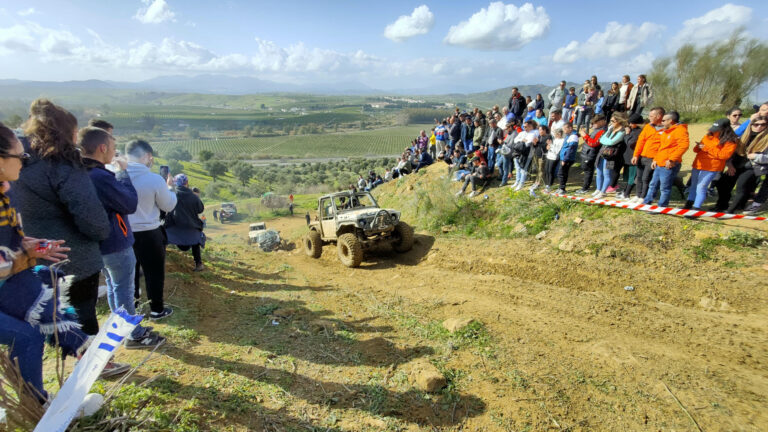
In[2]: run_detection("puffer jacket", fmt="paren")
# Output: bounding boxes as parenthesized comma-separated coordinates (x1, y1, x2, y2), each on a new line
(14, 152, 110, 281)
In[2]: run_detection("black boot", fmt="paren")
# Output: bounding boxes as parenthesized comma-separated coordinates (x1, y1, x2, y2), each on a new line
(682, 200, 694, 210)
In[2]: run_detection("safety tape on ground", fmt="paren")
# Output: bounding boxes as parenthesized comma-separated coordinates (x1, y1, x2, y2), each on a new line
(545, 192, 767, 221)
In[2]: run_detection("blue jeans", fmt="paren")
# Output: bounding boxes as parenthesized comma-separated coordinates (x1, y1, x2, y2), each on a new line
(688, 169, 718, 209)
(487, 146, 497, 173)
(464, 139, 474, 153)
(595, 158, 613, 193)
(514, 157, 528, 185)
(0, 310, 46, 398)
(643, 164, 681, 207)
(499, 156, 511, 185)
(103, 248, 146, 340)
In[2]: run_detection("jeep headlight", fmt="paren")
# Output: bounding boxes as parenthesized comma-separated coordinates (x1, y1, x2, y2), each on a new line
(390, 213, 399, 222)
(358, 219, 368, 228)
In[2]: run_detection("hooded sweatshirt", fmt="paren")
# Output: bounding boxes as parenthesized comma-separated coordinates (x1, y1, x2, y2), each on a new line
(654, 123, 690, 166)
(692, 133, 738, 172)
(126, 162, 177, 232)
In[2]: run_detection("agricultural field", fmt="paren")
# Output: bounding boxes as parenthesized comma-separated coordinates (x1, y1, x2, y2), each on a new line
(149, 124, 433, 158)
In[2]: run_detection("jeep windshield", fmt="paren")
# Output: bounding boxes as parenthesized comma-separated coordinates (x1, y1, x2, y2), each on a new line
(332, 192, 377, 212)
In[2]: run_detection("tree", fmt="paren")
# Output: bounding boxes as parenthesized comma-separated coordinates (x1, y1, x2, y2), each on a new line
(186, 126, 200, 139)
(166, 158, 184, 176)
(198, 150, 214, 161)
(4, 114, 23, 128)
(243, 125, 252, 137)
(232, 161, 255, 186)
(261, 193, 288, 211)
(204, 160, 227, 182)
(152, 125, 164, 137)
(648, 32, 768, 119)
(165, 146, 193, 161)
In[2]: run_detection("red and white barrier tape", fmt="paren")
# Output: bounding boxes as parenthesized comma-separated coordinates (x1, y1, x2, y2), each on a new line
(546, 192, 767, 221)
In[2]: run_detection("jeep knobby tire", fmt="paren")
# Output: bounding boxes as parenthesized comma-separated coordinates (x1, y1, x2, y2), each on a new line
(392, 221, 414, 253)
(304, 230, 322, 258)
(337, 233, 363, 267)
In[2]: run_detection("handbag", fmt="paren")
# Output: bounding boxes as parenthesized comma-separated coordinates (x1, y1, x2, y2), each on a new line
(601, 146, 617, 159)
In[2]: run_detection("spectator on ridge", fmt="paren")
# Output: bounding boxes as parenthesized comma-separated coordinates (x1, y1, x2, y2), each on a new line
(511, 120, 538, 191)
(630, 107, 666, 203)
(556, 122, 580, 194)
(461, 115, 475, 152)
(627, 74, 653, 115)
(533, 94, 545, 112)
(544, 127, 565, 192)
(126, 139, 177, 320)
(484, 117, 504, 177)
(592, 113, 627, 199)
(80, 126, 165, 350)
(726, 116, 768, 213)
(575, 115, 607, 194)
(530, 125, 551, 190)
(548, 80, 567, 110)
(684, 118, 739, 211)
(508, 87, 526, 119)
(618, 75, 633, 113)
(165, 174, 206, 272)
(455, 156, 490, 198)
(616, 113, 644, 200)
(603, 82, 620, 122)
(562, 87, 578, 124)
(643, 111, 689, 207)
(14, 99, 110, 336)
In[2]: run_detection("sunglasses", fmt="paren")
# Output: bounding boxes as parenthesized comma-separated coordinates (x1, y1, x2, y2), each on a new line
(731, 113, 742, 117)
(0, 152, 30, 160)
(753, 123, 768, 127)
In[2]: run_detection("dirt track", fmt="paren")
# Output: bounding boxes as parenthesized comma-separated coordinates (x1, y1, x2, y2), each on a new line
(184, 212, 768, 431)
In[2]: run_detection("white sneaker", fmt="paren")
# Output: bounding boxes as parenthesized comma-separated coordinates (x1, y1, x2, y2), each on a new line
(469, 191, 479, 198)
(455, 191, 463, 197)
(594, 192, 604, 199)
(510, 182, 519, 189)
(514, 184, 524, 191)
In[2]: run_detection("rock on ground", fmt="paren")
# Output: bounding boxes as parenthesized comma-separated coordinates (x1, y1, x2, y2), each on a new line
(409, 359, 446, 392)
(442, 317, 475, 333)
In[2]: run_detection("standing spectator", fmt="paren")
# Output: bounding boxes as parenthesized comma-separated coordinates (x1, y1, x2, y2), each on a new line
(617, 75, 633, 113)
(212, 209, 219, 222)
(498, 107, 510, 130)
(508, 87, 526, 119)
(126, 139, 177, 320)
(548, 81, 567, 110)
(533, 94, 545, 112)
(549, 109, 565, 132)
(530, 125, 551, 190)
(484, 118, 504, 176)
(725, 116, 768, 213)
(575, 115, 607, 194)
(684, 119, 739, 210)
(511, 120, 538, 190)
(435, 120, 448, 155)
(590, 75, 601, 91)
(80, 126, 165, 349)
(455, 156, 490, 198)
(616, 113, 644, 199)
(630, 107, 666, 203)
(575, 84, 597, 135)
(556, 123, 579, 194)
(0, 121, 95, 399)
(734, 102, 768, 137)
(627, 74, 653, 115)
(166, 174, 205, 272)
(14, 99, 110, 336)
(593, 114, 627, 199)
(357, 175, 367, 190)
(594, 90, 606, 118)
(448, 115, 462, 152)
(461, 115, 475, 152)
(498, 123, 516, 186)
(544, 127, 565, 191)
(417, 130, 429, 151)
(643, 111, 689, 207)
(473, 117, 486, 158)
(428, 127, 437, 159)
(562, 87, 578, 124)
(603, 82, 620, 122)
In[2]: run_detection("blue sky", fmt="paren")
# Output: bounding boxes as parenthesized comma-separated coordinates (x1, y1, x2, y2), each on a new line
(1, 1, 766, 92)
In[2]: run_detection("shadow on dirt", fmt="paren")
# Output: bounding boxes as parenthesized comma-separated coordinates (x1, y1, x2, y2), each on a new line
(355, 233, 436, 270)
(162, 348, 486, 427)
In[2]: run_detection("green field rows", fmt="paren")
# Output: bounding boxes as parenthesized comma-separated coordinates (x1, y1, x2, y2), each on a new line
(150, 124, 432, 158)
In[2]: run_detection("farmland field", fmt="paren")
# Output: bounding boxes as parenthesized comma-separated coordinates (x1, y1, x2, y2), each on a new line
(149, 124, 433, 158)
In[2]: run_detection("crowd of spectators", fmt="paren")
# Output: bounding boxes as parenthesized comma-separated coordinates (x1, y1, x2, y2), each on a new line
(357, 76, 767, 215)
(1, 99, 208, 404)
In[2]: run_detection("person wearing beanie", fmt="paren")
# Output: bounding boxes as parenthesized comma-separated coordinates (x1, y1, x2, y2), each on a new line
(165, 174, 206, 272)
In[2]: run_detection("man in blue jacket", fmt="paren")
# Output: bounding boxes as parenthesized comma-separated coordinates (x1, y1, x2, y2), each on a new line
(556, 123, 579, 194)
(80, 127, 165, 349)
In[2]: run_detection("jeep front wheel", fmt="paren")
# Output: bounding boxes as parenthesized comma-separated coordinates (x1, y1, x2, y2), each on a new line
(392, 222, 414, 253)
(304, 230, 323, 258)
(337, 233, 363, 267)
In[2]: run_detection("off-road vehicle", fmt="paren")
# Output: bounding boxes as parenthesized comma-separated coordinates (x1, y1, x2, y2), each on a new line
(219, 202, 237, 223)
(247, 222, 267, 245)
(304, 191, 414, 267)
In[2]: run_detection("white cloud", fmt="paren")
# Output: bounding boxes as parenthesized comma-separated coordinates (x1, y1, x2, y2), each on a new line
(553, 21, 665, 63)
(17, 7, 36, 17)
(444, 2, 549, 50)
(384, 5, 434, 42)
(134, 0, 176, 24)
(673, 3, 751, 47)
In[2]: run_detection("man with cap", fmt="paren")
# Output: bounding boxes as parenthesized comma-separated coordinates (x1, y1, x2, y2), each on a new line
(643, 111, 689, 207)
(455, 156, 490, 198)
(616, 113, 644, 199)
(165, 173, 206, 272)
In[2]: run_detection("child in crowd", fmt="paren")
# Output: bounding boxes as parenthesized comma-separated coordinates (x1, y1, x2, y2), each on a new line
(562, 87, 577, 125)
(545, 128, 565, 191)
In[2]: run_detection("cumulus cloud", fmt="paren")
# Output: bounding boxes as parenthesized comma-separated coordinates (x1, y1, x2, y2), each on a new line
(444, 2, 549, 50)
(553, 21, 664, 63)
(384, 5, 434, 42)
(134, 0, 176, 24)
(17, 7, 36, 16)
(673, 3, 751, 46)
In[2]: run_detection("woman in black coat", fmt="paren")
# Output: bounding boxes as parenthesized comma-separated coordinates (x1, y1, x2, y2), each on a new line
(165, 174, 205, 271)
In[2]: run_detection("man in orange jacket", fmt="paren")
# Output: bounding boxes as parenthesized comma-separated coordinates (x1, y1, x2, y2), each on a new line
(643, 111, 689, 207)
(630, 107, 665, 202)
